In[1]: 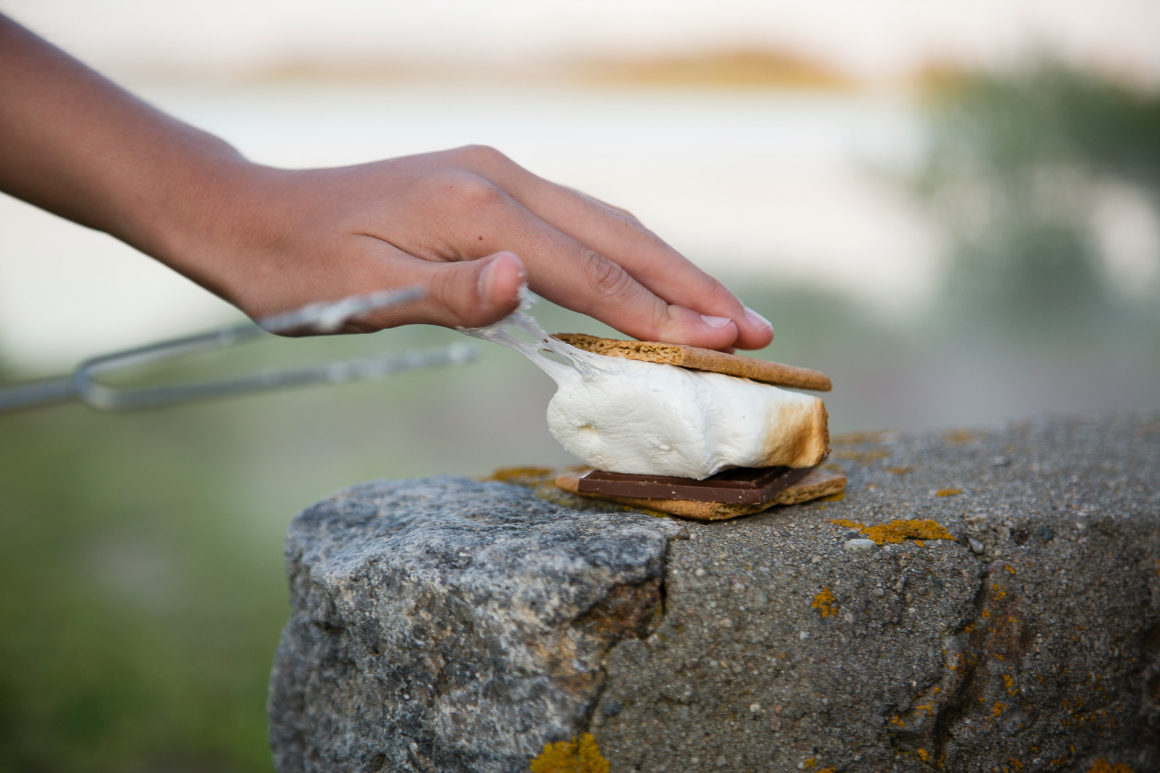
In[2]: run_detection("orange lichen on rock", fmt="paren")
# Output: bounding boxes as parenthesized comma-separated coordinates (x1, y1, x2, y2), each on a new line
(829, 517, 954, 545)
(484, 466, 558, 486)
(812, 587, 838, 618)
(529, 733, 610, 773)
(935, 488, 963, 497)
(1086, 759, 1137, 773)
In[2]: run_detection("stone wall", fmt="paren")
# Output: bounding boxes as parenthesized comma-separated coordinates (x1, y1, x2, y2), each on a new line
(268, 415, 1160, 772)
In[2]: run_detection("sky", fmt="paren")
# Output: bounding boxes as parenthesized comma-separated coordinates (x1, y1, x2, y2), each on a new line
(6, 0, 1160, 83)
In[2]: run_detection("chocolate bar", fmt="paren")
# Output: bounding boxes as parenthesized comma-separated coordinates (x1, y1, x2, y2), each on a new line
(576, 465, 815, 504)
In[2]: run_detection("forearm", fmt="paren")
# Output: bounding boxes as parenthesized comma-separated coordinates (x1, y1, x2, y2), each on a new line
(0, 14, 253, 291)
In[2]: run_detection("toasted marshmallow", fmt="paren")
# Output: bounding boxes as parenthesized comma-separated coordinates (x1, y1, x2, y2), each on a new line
(462, 303, 828, 480)
(547, 356, 826, 479)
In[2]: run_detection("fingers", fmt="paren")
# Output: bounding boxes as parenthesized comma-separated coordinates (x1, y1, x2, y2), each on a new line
(533, 240, 744, 350)
(451, 147, 774, 349)
(564, 198, 773, 349)
(398, 178, 727, 346)
(424, 176, 744, 349)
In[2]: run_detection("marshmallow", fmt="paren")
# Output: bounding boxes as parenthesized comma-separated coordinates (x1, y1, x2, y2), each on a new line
(462, 304, 828, 480)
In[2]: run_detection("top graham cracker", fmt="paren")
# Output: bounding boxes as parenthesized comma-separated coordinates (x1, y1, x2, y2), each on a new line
(552, 333, 832, 392)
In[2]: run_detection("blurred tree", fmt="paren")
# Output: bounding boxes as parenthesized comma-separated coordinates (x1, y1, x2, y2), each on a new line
(915, 61, 1160, 336)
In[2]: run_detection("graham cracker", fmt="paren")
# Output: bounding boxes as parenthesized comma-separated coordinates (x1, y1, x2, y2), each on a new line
(552, 333, 831, 392)
(555, 467, 847, 521)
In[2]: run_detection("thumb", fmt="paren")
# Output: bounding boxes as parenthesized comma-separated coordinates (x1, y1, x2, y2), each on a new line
(415, 251, 526, 329)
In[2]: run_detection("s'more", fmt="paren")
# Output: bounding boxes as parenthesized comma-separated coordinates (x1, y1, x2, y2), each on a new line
(547, 333, 846, 520)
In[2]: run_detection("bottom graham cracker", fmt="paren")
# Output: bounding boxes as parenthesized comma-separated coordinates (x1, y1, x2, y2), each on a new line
(555, 466, 847, 521)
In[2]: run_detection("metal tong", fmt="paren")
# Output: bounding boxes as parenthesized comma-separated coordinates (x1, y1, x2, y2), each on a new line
(0, 287, 476, 413)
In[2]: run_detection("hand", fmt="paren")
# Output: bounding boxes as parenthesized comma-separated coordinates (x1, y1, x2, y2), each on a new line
(187, 146, 773, 350)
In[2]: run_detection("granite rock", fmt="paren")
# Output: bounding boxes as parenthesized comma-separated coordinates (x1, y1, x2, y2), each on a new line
(269, 415, 1160, 772)
(268, 476, 682, 772)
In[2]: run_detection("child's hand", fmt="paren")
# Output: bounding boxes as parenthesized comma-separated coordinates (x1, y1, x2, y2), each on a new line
(202, 146, 773, 350)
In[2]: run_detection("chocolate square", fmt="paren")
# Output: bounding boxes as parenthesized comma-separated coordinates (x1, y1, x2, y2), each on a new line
(576, 465, 815, 504)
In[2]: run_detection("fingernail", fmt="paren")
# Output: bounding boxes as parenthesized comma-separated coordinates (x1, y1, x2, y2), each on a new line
(744, 306, 773, 332)
(478, 261, 498, 301)
(700, 314, 734, 329)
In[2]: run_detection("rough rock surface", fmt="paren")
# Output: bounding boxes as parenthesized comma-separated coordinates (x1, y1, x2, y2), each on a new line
(268, 415, 1160, 772)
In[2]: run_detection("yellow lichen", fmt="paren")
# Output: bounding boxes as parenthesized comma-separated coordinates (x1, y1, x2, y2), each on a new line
(803, 757, 817, 769)
(812, 587, 838, 618)
(935, 488, 963, 497)
(484, 466, 557, 486)
(917, 748, 931, 762)
(993, 701, 1008, 717)
(1086, 760, 1137, 773)
(529, 733, 610, 773)
(829, 517, 954, 545)
(1003, 674, 1018, 695)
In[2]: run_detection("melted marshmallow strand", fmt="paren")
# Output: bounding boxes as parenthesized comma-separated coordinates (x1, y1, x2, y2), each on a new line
(546, 356, 821, 479)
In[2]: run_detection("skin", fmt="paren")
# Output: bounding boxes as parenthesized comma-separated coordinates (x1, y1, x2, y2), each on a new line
(0, 14, 773, 350)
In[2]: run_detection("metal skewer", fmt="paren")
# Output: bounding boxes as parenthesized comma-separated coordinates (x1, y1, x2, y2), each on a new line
(0, 287, 476, 413)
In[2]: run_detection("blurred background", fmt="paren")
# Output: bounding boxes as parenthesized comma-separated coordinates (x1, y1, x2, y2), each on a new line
(1, 0, 1158, 770)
